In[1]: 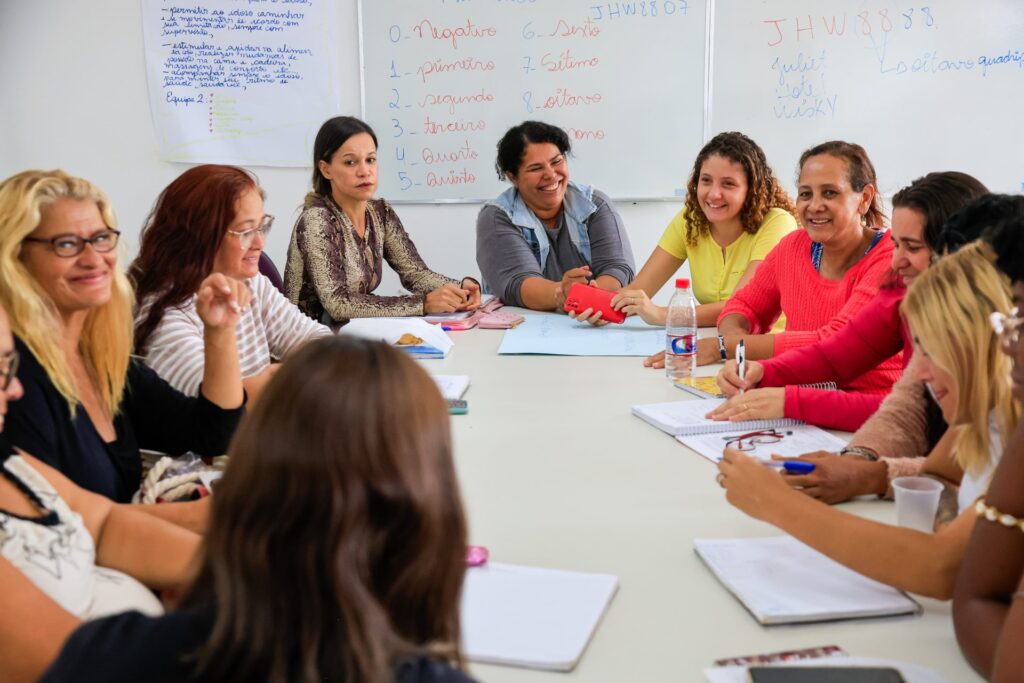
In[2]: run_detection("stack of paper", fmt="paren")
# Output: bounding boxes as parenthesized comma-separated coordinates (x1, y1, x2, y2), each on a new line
(694, 536, 921, 625)
(461, 562, 618, 671)
(340, 318, 454, 358)
(632, 398, 802, 436)
(679, 425, 847, 463)
(432, 375, 469, 400)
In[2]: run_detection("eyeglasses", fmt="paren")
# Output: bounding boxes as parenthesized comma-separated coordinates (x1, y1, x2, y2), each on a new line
(22, 229, 121, 258)
(991, 307, 1022, 346)
(226, 215, 274, 248)
(1, 350, 19, 391)
(724, 429, 793, 452)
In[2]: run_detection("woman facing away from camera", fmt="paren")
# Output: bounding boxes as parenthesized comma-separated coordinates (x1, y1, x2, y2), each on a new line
(40, 335, 477, 683)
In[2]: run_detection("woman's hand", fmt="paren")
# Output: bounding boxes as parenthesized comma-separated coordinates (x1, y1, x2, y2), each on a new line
(718, 447, 789, 522)
(425, 283, 470, 314)
(696, 336, 723, 366)
(460, 278, 482, 311)
(195, 274, 250, 331)
(705, 387, 785, 421)
(716, 359, 765, 397)
(778, 451, 887, 504)
(554, 266, 592, 308)
(611, 288, 665, 326)
(567, 281, 609, 326)
(643, 350, 665, 369)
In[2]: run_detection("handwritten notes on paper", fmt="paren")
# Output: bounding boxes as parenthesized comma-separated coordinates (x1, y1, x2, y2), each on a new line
(361, 0, 707, 200)
(141, 0, 339, 166)
(712, 0, 1024, 193)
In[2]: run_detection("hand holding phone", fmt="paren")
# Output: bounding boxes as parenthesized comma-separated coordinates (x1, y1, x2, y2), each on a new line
(562, 283, 627, 324)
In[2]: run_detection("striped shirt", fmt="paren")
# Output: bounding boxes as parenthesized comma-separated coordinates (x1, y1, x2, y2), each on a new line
(139, 274, 331, 396)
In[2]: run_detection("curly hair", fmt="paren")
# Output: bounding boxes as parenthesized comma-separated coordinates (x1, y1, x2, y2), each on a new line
(682, 132, 795, 247)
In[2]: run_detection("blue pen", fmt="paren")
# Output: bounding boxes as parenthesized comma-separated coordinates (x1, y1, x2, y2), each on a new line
(765, 460, 816, 474)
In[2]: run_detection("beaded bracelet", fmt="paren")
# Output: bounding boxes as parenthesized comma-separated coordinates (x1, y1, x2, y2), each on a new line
(975, 499, 1024, 532)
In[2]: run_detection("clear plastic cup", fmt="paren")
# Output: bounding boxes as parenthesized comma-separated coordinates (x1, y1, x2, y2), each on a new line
(892, 476, 944, 533)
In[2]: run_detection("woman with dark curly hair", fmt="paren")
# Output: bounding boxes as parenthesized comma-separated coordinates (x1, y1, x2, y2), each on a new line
(613, 131, 797, 328)
(476, 120, 636, 312)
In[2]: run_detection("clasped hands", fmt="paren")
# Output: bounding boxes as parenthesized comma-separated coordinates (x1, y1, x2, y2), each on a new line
(424, 278, 481, 314)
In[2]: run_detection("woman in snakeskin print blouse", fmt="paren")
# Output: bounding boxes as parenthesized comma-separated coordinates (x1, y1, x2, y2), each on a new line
(285, 117, 480, 327)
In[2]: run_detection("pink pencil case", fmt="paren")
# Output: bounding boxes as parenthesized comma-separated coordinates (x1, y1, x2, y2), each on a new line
(477, 310, 525, 329)
(439, 297, 510, 331)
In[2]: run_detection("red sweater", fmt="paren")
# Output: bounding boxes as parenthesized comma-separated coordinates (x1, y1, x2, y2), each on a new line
(718, 229, 904, 426)
(759, 284, 911, 431)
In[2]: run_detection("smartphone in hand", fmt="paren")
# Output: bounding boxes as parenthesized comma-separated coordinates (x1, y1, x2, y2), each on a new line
(562, 283, 626, 324)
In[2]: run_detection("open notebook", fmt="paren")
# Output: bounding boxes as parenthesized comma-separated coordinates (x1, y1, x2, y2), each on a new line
(679, 425, 848, 463)
(694, 536, 921, 625)
(461, 562, 618, 671)
(632, 398, 802, 436)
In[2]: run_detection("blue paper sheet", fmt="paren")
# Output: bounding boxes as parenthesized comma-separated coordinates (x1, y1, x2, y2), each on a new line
(497, 313, 664, 356)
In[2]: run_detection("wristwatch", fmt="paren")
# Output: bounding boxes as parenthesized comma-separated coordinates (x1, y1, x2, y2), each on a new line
(718, 335, 727, 361)
(839, 446, 879, 461)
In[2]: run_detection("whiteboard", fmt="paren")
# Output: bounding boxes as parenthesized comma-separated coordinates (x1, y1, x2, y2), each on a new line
(711, 0, 1024, 195)
(359, 0, 707, 201)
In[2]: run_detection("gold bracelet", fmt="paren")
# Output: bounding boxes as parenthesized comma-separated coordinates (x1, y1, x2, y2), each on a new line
(975, 499, 1024, 532)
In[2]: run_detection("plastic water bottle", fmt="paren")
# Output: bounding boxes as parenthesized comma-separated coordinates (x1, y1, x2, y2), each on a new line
(665, 277, 697, 382)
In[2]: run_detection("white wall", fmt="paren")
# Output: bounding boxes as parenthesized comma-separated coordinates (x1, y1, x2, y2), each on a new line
(0, 1, 683, 301)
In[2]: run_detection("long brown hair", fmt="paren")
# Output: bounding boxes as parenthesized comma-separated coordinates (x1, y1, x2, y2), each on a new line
(183, 336, 468, 683)
(129, 164, 261, 353)
(683, 131, 795, 246)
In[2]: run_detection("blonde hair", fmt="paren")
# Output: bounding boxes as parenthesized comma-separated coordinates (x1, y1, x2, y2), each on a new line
(0, 170, 134, 415)
(901, 242, 1019, 475)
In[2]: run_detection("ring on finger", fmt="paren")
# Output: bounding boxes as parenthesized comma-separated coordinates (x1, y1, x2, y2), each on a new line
(715, 472, 726, 487)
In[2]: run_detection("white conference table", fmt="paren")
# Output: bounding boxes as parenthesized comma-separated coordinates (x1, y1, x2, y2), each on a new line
(421, 310, 981, 683)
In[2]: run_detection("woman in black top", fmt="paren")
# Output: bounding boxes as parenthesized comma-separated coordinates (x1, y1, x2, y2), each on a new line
(42, 337, 476, 683)
(0, 170, 246, 519)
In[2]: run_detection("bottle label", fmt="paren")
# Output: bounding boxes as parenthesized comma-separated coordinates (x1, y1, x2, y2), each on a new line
(667, 333, 696, 355)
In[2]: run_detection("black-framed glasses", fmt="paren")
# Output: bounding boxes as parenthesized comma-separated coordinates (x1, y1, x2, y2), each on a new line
(991, 307, 1022, 346)
(226, 215, 274, 248)
(23, 229, 121, 258)
(723, 429, 793, 452)
(1, 349, 19, 391)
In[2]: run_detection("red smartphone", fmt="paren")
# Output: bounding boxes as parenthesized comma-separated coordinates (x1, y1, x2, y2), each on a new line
(562, 283, 627, 324)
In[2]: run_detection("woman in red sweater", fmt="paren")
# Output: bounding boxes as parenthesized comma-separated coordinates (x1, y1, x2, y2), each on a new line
(646, 141, 895, 388)
(711, 172, 988, 431)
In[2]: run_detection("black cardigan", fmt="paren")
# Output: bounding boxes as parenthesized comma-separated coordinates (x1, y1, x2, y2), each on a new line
(5, 336, 243, 502)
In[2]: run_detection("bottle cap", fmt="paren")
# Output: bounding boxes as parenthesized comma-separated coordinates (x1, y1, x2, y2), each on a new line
(675, 278, 690, 289)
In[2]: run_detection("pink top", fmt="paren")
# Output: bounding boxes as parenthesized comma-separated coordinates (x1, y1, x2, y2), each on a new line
(759, 284, 911, 431)
(718, 229, 903, 424)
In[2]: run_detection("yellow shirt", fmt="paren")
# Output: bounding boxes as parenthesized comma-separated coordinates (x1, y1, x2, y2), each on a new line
(657, 206, 797, 330)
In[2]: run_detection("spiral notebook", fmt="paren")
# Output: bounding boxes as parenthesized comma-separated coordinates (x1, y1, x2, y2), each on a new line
(631, 398, 802, 436)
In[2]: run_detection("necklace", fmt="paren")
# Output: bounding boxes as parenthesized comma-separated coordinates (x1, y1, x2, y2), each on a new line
(810, 229, 883, 273)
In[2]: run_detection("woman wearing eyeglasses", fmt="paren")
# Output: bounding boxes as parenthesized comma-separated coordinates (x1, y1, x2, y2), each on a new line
(130, 165, 330, 403)
(285, 116, 480, 326)
(0, 169, 244, 517)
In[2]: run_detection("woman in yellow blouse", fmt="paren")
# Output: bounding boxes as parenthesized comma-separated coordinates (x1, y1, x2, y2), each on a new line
(613, 132, 796, 331)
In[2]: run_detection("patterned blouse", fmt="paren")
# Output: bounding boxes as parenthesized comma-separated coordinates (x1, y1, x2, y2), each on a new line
(284, 194, 459, 325)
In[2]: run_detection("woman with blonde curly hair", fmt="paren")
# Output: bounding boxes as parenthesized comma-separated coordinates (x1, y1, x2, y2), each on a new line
(613, 131, 797, 328)
(717, 243, 1019, 600)
(0, 170, 245, 519)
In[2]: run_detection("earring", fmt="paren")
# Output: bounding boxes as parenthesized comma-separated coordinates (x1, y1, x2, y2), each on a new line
(860, 213, 868, 227)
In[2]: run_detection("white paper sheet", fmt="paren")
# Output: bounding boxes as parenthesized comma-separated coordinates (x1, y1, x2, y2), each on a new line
(461, 562, 618, 671)
(497, 313, 663, 356)
(140, 0, 339, 166)
(679, 425, 848, 463)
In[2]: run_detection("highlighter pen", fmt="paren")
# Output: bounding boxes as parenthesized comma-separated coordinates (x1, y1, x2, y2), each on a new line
(736, 339, 746, 394)
(764, 460, 816, 474)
